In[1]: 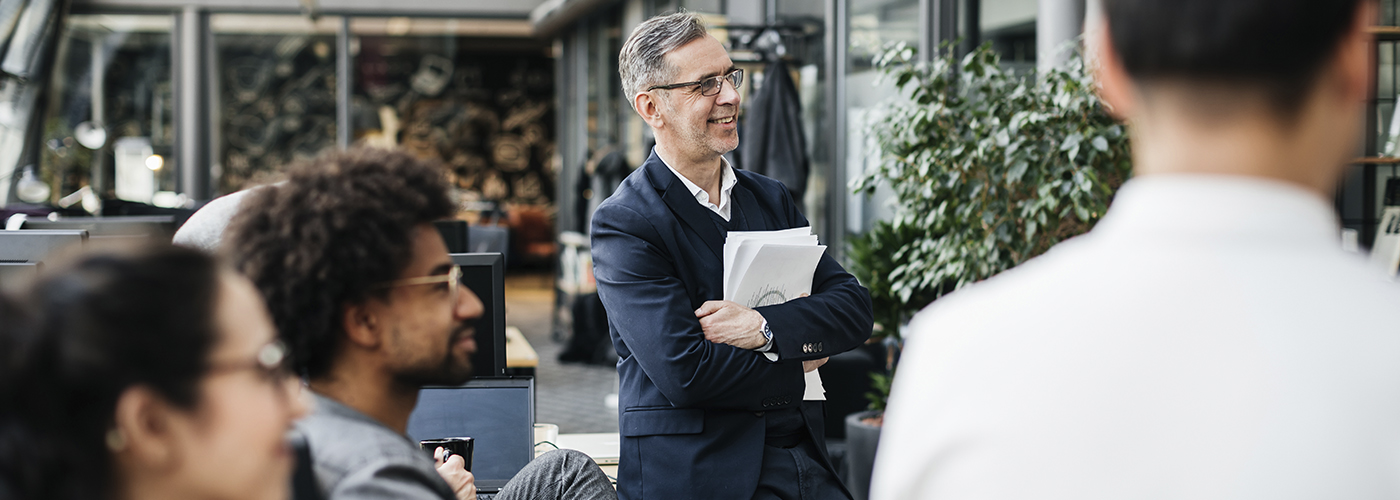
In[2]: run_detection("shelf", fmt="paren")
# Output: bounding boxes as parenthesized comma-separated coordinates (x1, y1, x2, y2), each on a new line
(1353, 157, 1400, 164)
(1370, 26, 1400, 40)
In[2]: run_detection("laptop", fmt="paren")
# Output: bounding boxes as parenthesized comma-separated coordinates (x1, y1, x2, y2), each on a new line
(407, 378, 535, 499)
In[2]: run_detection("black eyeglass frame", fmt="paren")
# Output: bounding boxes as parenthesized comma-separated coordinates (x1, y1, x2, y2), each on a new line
(646, 69, 745, 97)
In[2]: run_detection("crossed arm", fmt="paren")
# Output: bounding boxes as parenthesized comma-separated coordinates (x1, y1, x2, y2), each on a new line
(694, 298, 828, 372)
(592, 203, 871, 410)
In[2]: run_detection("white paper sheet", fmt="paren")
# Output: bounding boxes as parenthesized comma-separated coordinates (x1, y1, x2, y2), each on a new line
(723, 227, 814, 298)
(728, 236, 818, 299)
(730, 244, 826, 307)
(723, 238, 829, 401)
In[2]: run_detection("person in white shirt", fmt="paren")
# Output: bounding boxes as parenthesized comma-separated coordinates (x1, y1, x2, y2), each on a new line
(872, 0, 1400, 499)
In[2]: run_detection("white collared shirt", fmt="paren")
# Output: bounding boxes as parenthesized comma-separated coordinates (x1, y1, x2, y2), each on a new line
(659, 150, 739, 221)
(873, 175, 1400, 500)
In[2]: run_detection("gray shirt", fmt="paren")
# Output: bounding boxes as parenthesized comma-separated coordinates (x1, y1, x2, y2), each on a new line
(298, 392, 455, 500)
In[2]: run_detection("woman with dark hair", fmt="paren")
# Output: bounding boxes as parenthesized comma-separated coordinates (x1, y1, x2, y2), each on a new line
(0, 244, 307, 500)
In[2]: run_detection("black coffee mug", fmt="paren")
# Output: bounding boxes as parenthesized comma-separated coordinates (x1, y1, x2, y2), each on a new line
(420, 437, 474, 472)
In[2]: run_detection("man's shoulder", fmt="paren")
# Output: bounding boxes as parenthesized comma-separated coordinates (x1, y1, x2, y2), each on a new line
(296, 405, 435, 481)
(903, 235, 1100, 341)
(732, 167, 783, 187)
(594, 168, 666, 226)
(171, 186, 263, 251)
(732, 167, 790, 198)
(598, 164, 656, 204)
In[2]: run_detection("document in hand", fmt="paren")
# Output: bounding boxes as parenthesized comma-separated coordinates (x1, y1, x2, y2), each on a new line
(722, 226, 828, 400)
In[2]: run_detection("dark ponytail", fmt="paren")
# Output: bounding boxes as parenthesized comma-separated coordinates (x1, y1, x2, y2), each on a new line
(0, 245, 222, 500)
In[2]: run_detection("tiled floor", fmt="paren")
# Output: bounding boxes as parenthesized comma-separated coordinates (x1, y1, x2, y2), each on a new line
(504, 272, 619, 434)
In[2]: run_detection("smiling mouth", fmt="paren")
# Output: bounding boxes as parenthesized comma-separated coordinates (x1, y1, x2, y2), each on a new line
(708, 116, 735, 124)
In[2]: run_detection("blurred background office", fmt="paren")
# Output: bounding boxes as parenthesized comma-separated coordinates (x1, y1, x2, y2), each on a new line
(1, 0, 1398, 497)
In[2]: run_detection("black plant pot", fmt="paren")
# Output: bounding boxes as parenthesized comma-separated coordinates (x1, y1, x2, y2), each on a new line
(844, 410, 882, 500)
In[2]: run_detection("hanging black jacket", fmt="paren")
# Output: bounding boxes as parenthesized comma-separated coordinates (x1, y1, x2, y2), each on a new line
(741, 59, 809, 203)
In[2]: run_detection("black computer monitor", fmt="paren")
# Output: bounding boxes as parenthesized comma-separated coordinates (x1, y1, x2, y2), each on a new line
(452, 252, 506, 377)
(434, 220, 471, 254)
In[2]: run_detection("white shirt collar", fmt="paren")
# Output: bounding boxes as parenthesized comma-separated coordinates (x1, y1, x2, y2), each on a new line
(1093, 174, 1339, 247)
(657, 148, 739, 221)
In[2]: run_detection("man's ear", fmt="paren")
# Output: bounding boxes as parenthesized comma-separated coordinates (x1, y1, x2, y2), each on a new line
(1091, 18, 1136, 121)
(111, 386, 179, 473)
(634, 91, 666, 130)
(341, 302, 383, 349)
(1330, 0, 1374, 107)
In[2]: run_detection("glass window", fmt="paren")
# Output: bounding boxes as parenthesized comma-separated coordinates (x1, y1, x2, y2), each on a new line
(39, 14, 173, 207)
(211, 14, 340, 195)
(981, 0, 1036, 69)
(773, 0, 830, 240)
(682, 0, 722, 16)
(350, 18, 555, 206)
(848, 0, 918, 73)
(846, 0, 918, 235)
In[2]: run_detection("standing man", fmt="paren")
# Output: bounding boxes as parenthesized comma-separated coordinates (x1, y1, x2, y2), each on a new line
(226, 147, 616, 500)
(593, 12, 874, 500)
(874, 0, 1400, 499)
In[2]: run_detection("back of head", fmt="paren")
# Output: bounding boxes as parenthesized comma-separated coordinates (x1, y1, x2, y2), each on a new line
(0, 245, 220, 500)
(619, 11, 708, 104)
(1105, 0, 1363, 118)
(224, 146, 456, 380)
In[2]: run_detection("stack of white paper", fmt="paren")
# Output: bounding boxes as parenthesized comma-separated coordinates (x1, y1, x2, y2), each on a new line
(722, 226, 828, 401)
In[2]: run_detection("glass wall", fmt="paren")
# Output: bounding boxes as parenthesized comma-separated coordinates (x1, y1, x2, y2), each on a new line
(845, 0, 918, 235)
(776, 0, 830, 239)
(211, 14, 340, 195)
(350, 18, 555, 207)
(683, 0, 722, 16)
(981, 0, 1036, 70)
(1343, 0, 1400, 247)
(40, 14, 173, 207)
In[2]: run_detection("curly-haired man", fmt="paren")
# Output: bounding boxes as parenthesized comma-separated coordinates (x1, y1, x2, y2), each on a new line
(226, 147, 615, 500)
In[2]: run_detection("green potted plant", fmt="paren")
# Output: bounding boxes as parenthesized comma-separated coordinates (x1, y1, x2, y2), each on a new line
(841, 41, 1133, 499)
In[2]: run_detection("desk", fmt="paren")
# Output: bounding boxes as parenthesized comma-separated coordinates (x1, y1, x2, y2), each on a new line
(505, 326, 538, 376)
(535, 428, 619, 487)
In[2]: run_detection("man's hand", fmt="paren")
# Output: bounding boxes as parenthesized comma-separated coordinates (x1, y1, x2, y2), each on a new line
(434, 447, 476, 500)
(695, 300, 766, 350)
(803, 357, 828, 373)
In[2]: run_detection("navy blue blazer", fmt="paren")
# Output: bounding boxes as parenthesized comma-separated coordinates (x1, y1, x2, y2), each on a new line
(591, 151, 874, 499)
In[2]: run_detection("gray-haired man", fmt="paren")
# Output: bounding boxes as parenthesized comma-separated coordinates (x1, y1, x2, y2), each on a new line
(591, 12, 874, 500)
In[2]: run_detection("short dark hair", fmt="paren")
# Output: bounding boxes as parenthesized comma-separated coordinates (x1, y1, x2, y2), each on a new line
(1105, 0, 1363, 116)
(225, 147, 456, 380)
(0, 245, 221, 500)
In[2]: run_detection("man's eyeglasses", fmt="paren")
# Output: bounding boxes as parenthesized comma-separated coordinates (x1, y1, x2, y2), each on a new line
(647, 69, 744, 97)
(372, 265, 462, 303)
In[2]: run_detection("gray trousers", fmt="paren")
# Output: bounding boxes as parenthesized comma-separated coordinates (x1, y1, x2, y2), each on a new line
(496, 449, 616, 500)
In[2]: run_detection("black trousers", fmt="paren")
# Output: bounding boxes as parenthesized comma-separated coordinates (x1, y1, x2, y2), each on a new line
(751, 438, 851, 500)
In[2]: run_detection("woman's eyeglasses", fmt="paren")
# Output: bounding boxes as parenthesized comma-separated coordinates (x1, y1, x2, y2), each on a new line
(210, 340, 294, 389)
